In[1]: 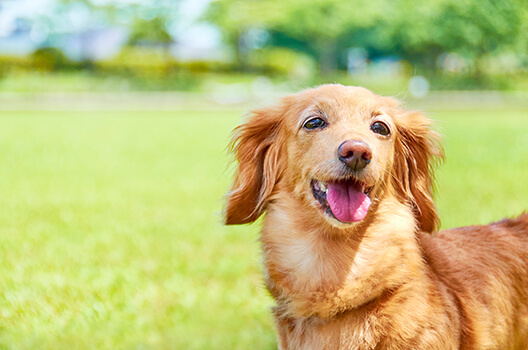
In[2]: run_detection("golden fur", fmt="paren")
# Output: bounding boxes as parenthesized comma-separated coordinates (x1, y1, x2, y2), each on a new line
(224, 84, 528, 349)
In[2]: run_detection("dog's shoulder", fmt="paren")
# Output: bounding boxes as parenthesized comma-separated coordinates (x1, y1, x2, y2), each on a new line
(492, 212, 528, 235)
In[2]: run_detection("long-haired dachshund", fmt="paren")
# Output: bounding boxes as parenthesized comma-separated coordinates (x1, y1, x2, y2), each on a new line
(224, 84, 528, 349)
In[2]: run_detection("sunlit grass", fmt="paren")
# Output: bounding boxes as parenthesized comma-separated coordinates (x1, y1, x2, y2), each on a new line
(0, 108, 527, 349)
(433, 109, 528, 228)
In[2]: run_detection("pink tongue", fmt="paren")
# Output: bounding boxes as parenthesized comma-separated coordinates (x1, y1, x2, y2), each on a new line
(326, 181, 371, 223)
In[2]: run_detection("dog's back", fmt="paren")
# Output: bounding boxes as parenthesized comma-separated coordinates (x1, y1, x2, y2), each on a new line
(420, 213, 528, 349)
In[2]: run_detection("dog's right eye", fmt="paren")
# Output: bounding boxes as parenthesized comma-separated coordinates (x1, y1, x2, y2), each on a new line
(371, 121, 390, 136)
(303, 117, 327, 130)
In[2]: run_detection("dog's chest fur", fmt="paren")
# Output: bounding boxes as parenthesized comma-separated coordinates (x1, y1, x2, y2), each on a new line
(260, 196, 462, 349)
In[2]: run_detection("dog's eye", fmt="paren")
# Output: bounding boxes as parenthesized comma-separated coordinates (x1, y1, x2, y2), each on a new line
(371, 121, 390, 136)
(303, 117, 327, 130)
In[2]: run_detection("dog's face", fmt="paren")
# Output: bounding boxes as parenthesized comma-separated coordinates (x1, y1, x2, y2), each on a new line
(284, 87, 396, 226)
(225, 85, 442, 233)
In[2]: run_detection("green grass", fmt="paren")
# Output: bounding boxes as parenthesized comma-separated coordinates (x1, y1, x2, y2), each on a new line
(0, 108, 527, 349)
(433, 109, 528, 228)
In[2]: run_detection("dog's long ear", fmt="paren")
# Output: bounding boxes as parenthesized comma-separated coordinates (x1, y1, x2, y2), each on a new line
(224, 106, 285, 225)
(392, 109, 444, 233)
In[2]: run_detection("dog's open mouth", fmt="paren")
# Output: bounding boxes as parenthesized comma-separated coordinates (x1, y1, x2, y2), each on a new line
(312, 179, 372, 223)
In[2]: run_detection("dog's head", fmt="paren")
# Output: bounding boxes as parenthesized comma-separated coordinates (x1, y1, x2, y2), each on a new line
(224, 84, 443, 233)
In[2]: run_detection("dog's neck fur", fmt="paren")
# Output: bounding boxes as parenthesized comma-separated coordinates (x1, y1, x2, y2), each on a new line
(261, 189, 427, 319)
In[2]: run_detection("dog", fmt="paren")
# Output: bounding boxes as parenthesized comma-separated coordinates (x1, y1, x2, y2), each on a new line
(224, 84, 528, 349)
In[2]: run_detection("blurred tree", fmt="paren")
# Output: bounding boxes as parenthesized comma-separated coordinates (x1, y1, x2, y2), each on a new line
(207, 0, 388, 74)
(31, 47, 71, 72)
(208, 0, 528, 77)
(128, 17, 173, 46)
(56, 0, 182, 44)
(52, 0, 183, 61)
(388, 0, 527, 76)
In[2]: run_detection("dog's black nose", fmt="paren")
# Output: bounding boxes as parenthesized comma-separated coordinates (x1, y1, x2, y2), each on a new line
(337, 140, 372, 171)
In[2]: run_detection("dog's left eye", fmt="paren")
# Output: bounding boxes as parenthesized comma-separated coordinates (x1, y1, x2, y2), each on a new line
(371, 121, 390, 136)
(303, 117, 327, 130)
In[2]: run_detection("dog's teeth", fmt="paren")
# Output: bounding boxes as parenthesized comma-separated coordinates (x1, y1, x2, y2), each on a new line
(319, 182, 328, 193)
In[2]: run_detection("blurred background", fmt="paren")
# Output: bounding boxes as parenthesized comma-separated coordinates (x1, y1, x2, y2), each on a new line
(1, 1, 528, 349)
(1, 0, 527, 105)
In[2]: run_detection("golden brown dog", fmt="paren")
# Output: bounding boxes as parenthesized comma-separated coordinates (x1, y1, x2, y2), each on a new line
(224, 84, 528, 349)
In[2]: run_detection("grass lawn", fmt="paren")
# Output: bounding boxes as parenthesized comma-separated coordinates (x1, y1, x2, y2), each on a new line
(0, 107, 527, 349)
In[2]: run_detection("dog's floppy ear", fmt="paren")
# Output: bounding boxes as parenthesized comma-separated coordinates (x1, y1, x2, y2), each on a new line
(224, 106, 285, 225)
(392, 109, 444, 233)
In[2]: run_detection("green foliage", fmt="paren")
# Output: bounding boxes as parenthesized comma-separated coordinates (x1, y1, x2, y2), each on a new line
(3, 0, 526, 90)
(98, 47, 174, 77)
(208, 0, 528, 79)
(207, 0, 382, 42)
(0, 56, 32, 78)
(247, 48, 316, 79)
(128, 17, 173, 46)
(31, 48, 72, 72)
(386, 0, 526, 63)
(207, 0, 386, 72)
(94, 47, 242, 90)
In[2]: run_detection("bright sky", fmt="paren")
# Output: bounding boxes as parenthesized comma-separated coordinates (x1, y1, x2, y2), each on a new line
(0, 0, 213, 37)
